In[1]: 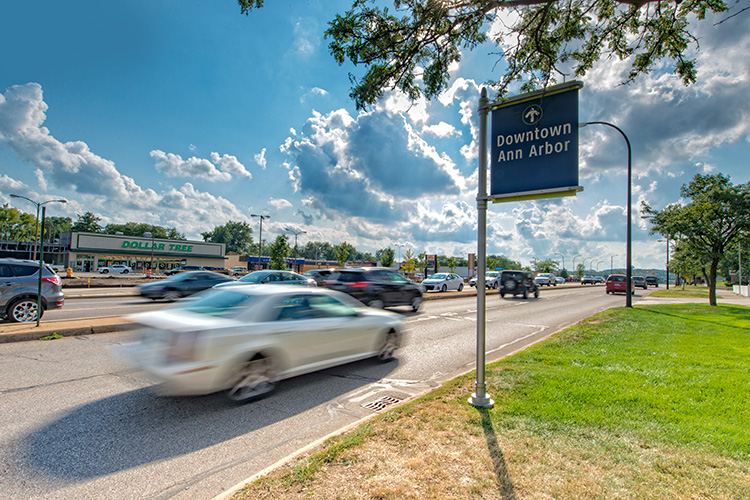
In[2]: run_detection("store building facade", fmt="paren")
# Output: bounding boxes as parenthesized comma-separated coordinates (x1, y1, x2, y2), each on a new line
(68, 232, 226, 273)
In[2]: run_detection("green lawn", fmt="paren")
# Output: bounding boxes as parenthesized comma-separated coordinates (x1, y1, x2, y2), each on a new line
(233, 304, 750, 500)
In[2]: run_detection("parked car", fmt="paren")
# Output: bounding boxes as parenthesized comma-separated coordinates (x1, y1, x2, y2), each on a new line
(217, 270, 316, 288)
(646, 276, 659, 287)
(204, 266, 231, 275)
(632, 276, 648, 289)
(302, 268, 335, 286)
(230, 266, 248, 276)
(580, 276, 595, 285)
(470, 271, 501, 289)
(124, 285, 405, 402)
(98, 264, 132, 274)
(0, 258, 65, 322)
(534, 273, 556, 286)
(165, 265, 204, 276)
(499, 270, 539, 299)
(421, 273, 464, 292)
(555, 276, 566, 285)
(605, 274, 633, 294)
(136, 271, 235, 301)
(594, 276, 605, 284)
(323, 267, 423, 311)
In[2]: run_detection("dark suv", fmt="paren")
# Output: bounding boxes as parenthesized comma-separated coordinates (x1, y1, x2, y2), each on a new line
(645, 276, 659, 287)
(323, 268, 423, 311)
(499, 270, 539, 299)
(0, 258, 65, 322)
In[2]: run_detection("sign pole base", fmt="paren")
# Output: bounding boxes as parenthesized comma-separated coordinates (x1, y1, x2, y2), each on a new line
(468, 392, 495, 409)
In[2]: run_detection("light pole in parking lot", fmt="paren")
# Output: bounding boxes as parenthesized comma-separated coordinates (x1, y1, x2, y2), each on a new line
(554, 252, 565, 274)
(251, 214, 270, 270)
(610, 255, 617, 275)
(10, 195, 67, 326)
(658, 239, 670, 289)
(285, 227, 306, 272)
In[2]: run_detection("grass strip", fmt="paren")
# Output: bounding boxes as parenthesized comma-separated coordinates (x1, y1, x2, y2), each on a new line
(232, 304, 750, 499)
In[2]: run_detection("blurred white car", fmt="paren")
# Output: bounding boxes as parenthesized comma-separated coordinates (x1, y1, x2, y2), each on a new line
(534, 273, 556, 286)
(555, 276, 565, 285)
(470, 271, 501, 289)
(421, 273, 464, 292)
(124, 285, 404, 403)
(98, 264, 132, 274)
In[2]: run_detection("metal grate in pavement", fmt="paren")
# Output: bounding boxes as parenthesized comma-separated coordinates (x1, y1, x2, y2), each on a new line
(361, 395, 403, 412)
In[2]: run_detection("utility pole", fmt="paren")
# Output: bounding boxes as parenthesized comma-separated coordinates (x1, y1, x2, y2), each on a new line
(251, 214, 270, 270)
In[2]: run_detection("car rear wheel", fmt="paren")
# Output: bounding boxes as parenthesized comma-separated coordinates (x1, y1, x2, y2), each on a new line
(226, 355, 277, 403)
(411, 296, 422, 312)
(8, 298, 42, 323)
(378, 331, 399, 361)
(458, 283, 463, 292)
(368, 298, 385, 309)
(500, 292, 505, 298)
(522, 288, 528, 299)
(101, 269, 109, 274)
(123, 269, 129, 274)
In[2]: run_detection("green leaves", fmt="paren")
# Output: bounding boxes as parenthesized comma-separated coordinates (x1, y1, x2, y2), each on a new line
(317, 0, 729, 108)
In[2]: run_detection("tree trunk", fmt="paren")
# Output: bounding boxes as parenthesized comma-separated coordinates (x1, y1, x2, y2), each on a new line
(708, 259, 719, 307)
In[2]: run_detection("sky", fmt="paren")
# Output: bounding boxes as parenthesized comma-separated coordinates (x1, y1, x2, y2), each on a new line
(1, 0, 749, 272)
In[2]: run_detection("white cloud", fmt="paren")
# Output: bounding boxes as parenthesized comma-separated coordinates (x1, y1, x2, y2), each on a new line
(269, 198, 293, 210)
(150, 150, 231, 182)
(254, 148, 267, 169)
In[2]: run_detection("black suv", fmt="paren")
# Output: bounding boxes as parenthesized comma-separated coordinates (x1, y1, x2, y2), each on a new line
(0, 258, 65, 322)
(323, 268, 423, 311)
(499, 270, 539, 299)
(645, 276, 659, 287)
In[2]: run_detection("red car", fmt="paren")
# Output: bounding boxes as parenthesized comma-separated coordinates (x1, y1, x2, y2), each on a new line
(605, 274, 633, 294)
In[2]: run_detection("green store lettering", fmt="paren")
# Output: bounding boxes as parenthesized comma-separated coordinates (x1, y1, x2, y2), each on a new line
(122, 241, 194, 252)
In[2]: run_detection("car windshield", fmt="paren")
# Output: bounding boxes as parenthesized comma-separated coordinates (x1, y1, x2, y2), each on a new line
(429, 274, 447, 279)
(237, 272, 269, 284)
(487, 272, 499, 277)
(171, 289, 258, 317)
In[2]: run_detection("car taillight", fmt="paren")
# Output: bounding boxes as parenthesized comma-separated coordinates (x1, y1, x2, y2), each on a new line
(43, 275, 62, 286)
(348, 281, 370, 288)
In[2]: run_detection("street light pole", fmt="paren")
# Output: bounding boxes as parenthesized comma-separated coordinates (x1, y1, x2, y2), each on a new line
(9, 194, 67, 326)
(251, 214, 270, 270)
(554, 252, 565, 274)
(580, 121, 633, 307)
(285, 227, 306, 272)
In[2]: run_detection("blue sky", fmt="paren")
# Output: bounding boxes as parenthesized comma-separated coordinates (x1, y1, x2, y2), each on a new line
(1, 0, 748, 271)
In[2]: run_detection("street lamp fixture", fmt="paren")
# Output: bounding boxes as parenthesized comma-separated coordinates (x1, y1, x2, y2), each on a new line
(9, 194, 67, 326)
(554, 252, 565, 273)
(250, 214, 270, 270)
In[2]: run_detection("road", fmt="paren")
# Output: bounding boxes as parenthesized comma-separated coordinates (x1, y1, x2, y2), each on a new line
(0, 285, 642, 500)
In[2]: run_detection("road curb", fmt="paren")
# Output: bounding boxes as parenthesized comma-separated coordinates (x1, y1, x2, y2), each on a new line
(0, 316, 136, 343)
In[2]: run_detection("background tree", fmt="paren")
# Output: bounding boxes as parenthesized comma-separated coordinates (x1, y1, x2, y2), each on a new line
(0, 206, 36, 241)
(402, 249, 417, 273)
(575, 263, 585, 279)
(201, 220, 254, 255)
(376, 247, 395, 268)
(240, 0, 735, 110)
(335, 241, 355, 267)
(71, 211, 103, 233)
(106, 222, 183, 240)
(643, 173, 750, 306)
(445, 256, 458, 272)
(531, 258, 559, 273)
(43, 216, 72, 242)
(268, 234, 290, 270)
(487, 254, 523, 271)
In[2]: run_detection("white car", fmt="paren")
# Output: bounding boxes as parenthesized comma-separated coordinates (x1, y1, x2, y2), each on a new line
(469, 271, 501, 289)
(534, 273, 556, 286)
(124, 285, 404, 403)
(421, 273, 464, 292)
(98, 264, 133, 274)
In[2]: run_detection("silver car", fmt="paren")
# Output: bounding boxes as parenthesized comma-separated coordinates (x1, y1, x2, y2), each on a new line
(124, 285, 404, 403)
(216, 269, 316, 288)
(0, 258, 65, 322)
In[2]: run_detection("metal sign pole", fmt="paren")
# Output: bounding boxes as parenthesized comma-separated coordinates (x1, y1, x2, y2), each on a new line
(469, 88, 494, 409)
